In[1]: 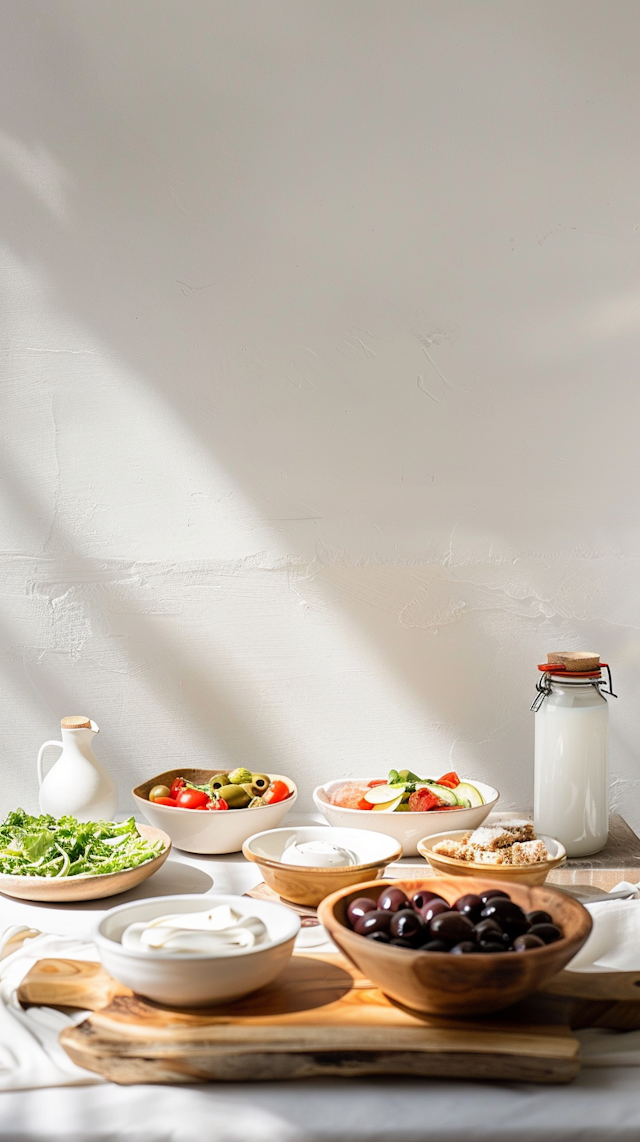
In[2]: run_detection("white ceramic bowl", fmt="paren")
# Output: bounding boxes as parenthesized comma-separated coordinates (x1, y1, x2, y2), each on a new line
(242, 826, 402, 906)
(132, 772, 297, 854)
(313, 779, 499, 857)
(94, 894, 300, 1006)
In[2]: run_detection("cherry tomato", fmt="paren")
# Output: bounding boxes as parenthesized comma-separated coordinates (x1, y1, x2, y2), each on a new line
(408, 787, 441, 812)
(357, 797, 374, 810)
(170, 777, 186, 799)
(263, 780, 290, 805)
(153, 796, 178, 806)
(437, 771, 460, 788)
(207, 798, 229, 811)
(176, 788, 209, 810)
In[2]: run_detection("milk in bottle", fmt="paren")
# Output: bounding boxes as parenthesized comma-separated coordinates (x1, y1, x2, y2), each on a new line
(532, 652, 615, 857)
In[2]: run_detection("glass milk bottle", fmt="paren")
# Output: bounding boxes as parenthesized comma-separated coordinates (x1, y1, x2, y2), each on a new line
(532, 653, 616, 857)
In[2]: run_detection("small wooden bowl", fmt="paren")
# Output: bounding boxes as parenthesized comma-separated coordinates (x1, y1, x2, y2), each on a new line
(318, 875, 592, 1016)
(0, 824, 171, 903)
(242, 827, 402, 907)
(417, 831, 566, 886)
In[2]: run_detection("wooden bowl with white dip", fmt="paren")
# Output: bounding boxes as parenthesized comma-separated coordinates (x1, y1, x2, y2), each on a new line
(242, 827, 402, 907)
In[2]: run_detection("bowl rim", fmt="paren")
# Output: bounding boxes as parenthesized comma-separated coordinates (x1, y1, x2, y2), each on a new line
(94, 892, 301, 962)
(132, 771, 297, 816)
(417, 830, 566, 872)
(0, 822, 171, 884)
(313, 777, 499, 816)
(318, 876, 591, 959)
(242, 825, 403, 872)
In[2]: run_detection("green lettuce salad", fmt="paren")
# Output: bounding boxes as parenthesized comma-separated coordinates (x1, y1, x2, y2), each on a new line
(0, 810, 164, 878)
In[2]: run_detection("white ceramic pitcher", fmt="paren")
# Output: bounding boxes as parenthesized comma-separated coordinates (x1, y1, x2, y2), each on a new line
(37, 716, 118, 821)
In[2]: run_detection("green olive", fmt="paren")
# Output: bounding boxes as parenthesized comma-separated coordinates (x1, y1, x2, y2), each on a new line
(149, 784, 171, 802)
(218, 784, 251, 809)
(209, 773, 228, 791)
(250, 773, 271, 793)
(227, 767, 253, 785)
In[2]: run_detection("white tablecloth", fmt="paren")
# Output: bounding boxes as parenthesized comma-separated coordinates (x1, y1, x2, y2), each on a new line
(0, 823, 639, 1141)
(3, 1070, 640, 1142)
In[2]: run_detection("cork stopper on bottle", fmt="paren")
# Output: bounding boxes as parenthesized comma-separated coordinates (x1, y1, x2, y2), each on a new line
(61, 716, 92, 729)
(547, 652, 600, 673)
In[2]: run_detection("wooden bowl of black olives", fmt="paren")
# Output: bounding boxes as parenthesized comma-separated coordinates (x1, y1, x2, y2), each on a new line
(317, 875, 592, 1016)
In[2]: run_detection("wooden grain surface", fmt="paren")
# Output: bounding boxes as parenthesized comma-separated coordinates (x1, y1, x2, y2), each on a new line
(17, 954, 640, 1087)
(548, 815, 640, 890)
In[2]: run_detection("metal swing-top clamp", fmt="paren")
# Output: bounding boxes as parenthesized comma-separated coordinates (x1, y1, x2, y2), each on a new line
(530, 651, 617, 712)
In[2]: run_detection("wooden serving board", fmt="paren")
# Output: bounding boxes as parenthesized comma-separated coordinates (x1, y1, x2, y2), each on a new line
(17, 955, 640, 1086)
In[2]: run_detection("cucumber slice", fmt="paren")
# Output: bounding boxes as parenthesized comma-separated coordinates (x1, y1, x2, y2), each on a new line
(364, 784, 406, 805)
(372, 794, 404, 813)
(417, 781, 459, 807)
(455, 781, 485, 807)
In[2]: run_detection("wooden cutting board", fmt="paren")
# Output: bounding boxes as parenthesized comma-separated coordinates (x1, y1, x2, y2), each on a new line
(17, 955, 640, 1086)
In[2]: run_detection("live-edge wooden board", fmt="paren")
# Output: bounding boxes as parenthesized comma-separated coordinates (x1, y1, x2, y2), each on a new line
(17, 955, 640, 1086)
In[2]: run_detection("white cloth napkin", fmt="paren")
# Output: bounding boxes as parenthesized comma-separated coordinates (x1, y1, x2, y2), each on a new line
(0, 926, 102, 1090)
(564, 884, 640, 1066)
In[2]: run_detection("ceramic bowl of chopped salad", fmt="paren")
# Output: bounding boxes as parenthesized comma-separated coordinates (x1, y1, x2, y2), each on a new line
(313, 771, 499, 856)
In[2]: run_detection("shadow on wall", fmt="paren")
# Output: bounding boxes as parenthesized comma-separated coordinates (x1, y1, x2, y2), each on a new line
(0, 2, 636, 804)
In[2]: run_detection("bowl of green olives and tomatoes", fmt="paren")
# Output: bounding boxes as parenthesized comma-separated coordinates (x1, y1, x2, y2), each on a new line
(133, 769, 297, 855)
(318, 875, 592, 1016)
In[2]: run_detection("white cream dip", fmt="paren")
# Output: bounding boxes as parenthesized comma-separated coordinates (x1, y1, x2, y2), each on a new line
(283, 839, 358, 868)
(121, 904, 267, 955)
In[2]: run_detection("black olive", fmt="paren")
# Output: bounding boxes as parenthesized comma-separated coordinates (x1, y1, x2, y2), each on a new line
(449, 941, 477, 954)
(513, 933, 545, 951)
(411, 889, 443, 911)
(365, 931, 391, 943)
(346, 897, 378, 927)
(480, 898, 524, 919)
(429, 911, 475, 943)
(419, 939, 450, 952)
(480, 888, 510, 905)
(529, 922, 562, 944)
(354, 909, 392, 936)
(390, 937, 416, 948)
(420, 899, 450, 924)
(480, 940, 507, 953)
(454, 893, 483, 924)
(390, 909, 424, 942)
(473, 919, 503, 941)
(480, 900, 530, 938)
(527, 910, 553, 926)
(377, 887, 410, 913)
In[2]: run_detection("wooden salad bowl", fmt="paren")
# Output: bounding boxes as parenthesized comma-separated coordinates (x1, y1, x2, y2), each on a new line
(318, 875, 592, 1016)
(0, 824, 171, 903)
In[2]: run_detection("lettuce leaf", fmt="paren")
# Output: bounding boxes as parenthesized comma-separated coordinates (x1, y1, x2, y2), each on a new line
(0, 811, 164, 878)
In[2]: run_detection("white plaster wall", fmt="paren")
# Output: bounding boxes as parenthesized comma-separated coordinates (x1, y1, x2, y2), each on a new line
(1, 0, 640, 824)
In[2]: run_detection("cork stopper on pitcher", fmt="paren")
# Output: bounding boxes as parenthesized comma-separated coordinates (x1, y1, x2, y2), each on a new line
(547, 652, 600, 673)
(60, 716, 92, 729)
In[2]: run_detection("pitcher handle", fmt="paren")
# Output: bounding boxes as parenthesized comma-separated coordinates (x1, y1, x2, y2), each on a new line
(37, 741, 63, 787)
